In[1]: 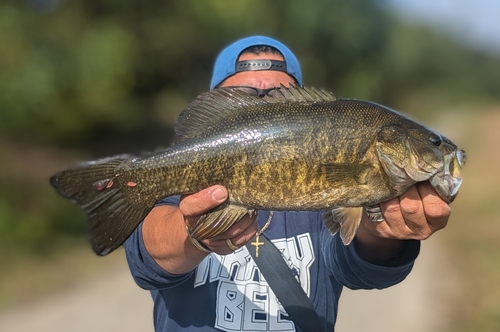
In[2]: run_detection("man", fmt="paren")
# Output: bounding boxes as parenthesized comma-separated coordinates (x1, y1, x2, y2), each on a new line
(125, 35, 450, 331)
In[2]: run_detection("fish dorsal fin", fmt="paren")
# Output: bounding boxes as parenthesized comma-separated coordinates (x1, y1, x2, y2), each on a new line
(174, 84, 336, 141)
(265, 84, 336, 103)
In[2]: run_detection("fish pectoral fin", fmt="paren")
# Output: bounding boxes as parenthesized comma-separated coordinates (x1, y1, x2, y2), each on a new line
(319, 163, 374, 185)
(190, 204, 253, 240)
(322, 207, 363, 245)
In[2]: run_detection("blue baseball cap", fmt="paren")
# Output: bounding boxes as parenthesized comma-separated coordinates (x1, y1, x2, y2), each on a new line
(210, 35, 303, 90)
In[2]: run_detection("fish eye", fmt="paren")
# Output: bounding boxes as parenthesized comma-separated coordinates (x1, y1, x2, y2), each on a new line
(429, 135, 442, 146)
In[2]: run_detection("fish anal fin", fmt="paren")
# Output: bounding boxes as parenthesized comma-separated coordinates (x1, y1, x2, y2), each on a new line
(190, 204, 253, 240)
(322, 207, 363, 245)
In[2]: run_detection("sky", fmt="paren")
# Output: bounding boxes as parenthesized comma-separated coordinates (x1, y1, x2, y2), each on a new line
(384, 0, 500, 55)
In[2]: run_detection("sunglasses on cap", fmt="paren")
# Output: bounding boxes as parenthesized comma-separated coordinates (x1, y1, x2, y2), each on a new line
(218, 86, 281, 98)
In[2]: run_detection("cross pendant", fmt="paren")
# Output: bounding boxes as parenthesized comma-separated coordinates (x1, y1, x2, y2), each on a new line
(251, 233, 264, 257)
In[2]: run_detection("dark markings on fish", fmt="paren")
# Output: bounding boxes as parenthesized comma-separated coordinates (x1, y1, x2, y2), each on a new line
(50, 85, 465, 256)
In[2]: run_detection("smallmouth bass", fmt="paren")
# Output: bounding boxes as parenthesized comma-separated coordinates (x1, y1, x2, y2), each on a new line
(50, 85, 465, 255)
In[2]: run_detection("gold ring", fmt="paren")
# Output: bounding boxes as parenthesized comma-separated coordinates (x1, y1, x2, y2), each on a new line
(226, 238, 239, 251)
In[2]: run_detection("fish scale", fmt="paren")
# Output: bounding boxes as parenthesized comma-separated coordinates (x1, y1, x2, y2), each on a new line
(50, 85, 465, 255)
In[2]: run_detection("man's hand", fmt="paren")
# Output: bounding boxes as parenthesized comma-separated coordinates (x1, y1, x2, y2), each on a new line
(355, 181, 450, 264)
(180, 185, 258, 255)
(142, 185, 256, 274)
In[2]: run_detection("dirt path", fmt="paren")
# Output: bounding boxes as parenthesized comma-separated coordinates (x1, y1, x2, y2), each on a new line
(0, 235, 453, 332)
(0, 251, 154, 332)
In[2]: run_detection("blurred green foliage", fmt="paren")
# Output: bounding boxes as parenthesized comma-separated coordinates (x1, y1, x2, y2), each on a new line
(1, 0, 499, 149)
(0, 0, 500, 322)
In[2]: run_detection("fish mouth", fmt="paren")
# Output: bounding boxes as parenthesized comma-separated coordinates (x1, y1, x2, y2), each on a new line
(429, 149, 466, 203)
(377, 141, 466, 202)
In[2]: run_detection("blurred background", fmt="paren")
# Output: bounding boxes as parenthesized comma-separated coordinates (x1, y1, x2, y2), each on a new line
(0, 0, 499, 331)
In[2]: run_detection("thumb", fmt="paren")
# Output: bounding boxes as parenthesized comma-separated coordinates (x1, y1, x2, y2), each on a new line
(179, 186, 228, 218)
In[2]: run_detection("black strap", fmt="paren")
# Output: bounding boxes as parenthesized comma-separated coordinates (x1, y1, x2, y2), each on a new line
(246, 235, 325, 332)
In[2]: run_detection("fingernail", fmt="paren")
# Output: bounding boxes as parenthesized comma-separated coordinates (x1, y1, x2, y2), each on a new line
(209, 188, 226, 201)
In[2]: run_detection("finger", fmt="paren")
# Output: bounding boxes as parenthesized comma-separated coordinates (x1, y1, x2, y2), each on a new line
(204, 220, 258, 255)
(359, 209, 394, 239)
(378, 196, 409, 237)
(179, 185, 227, 218)
(211, 214, 257, 240)
(398, 185, 427, 232)
(417, 182, 450, 231)
(377, 185, 428, 238)
(230, 220, 259, 247)
(386, 184, 434, 239)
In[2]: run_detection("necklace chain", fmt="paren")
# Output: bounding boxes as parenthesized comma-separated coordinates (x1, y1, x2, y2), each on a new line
(259, 211, 274, 235)
(251, 211, 274, 257)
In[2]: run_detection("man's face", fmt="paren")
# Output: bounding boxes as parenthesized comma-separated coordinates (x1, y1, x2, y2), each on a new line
(219, 53, 296, 89)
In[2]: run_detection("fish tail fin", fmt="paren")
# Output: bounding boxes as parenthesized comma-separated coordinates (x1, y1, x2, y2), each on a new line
(322, 207, 363, 245)
(50, 154, 155, 256)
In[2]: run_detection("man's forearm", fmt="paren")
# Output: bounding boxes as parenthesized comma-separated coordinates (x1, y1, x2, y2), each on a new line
(142, 205, 209, 275)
